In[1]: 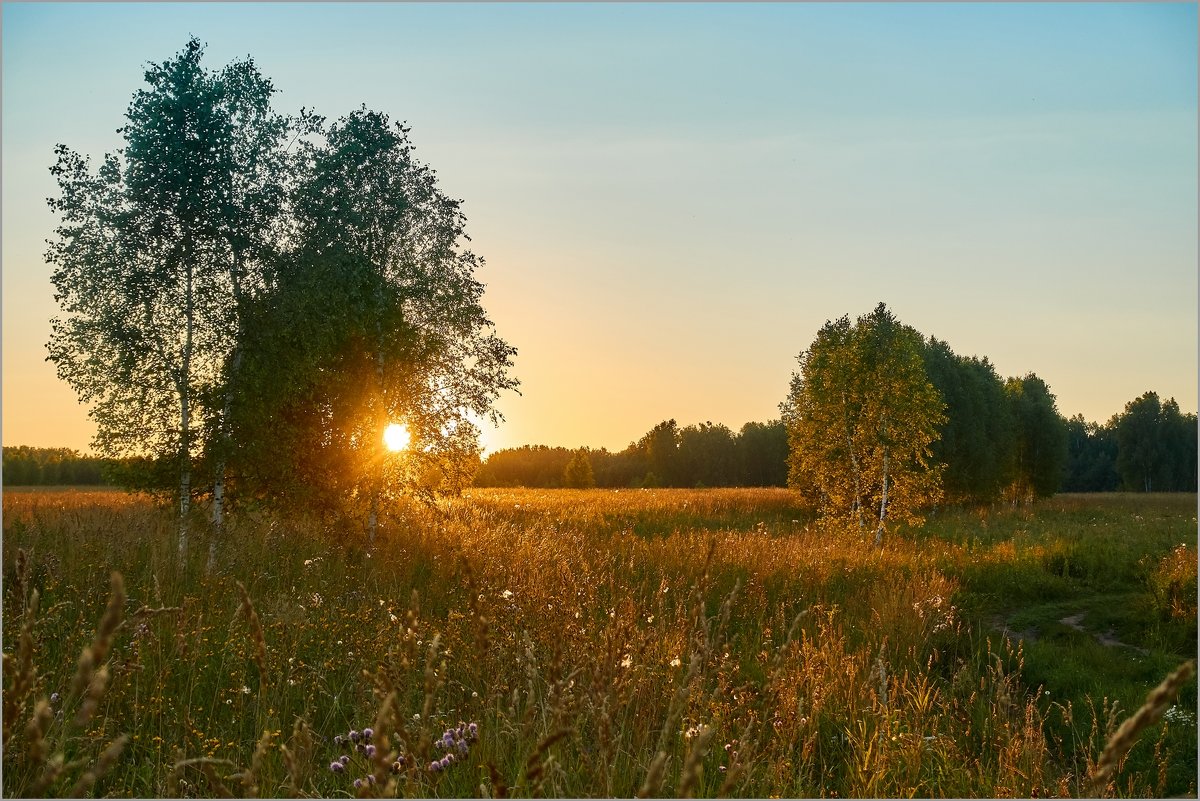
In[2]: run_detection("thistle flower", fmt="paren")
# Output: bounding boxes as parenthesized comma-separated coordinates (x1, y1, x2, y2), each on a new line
(429, 761, 442, 772)
(348, 729, 360, 742)
(468, 722, 478, 739)
(364, 744, 376, 758)
(362, 727, 374, 741)
(352, 778, 363, 789)
(330, 761, 344, 773)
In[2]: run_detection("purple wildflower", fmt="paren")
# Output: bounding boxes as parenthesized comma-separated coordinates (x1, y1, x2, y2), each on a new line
(429, 761, 442, 772)
(330, 761, 344, 773)
(349, 729, 360, 743)
(334, 734, 344, 746)
(339, 755, 350, 766)
(366, 774, 376, 785)
(457, 740, 469, 755)
(468, 722, 479, 738)
(352, 778, 363, 789)
(362, 727, 374, 740)
(365, 744, 377, 758)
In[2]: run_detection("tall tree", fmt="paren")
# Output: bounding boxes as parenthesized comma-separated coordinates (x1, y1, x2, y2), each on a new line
(227, 108, 517, 529)
(563, 449, 596, 489)
(783, 303, 945, 543)
(634, 420, 681, 487)
(922, 338, 1017, 503)
(1113, 392, 1197, 492)
(677, 422, 736, 487)
(1004, 374, 1068, 500)
(46, 39, 296, 559)
(1063, 414, 1120, 492)
(734, 420, 789, 487)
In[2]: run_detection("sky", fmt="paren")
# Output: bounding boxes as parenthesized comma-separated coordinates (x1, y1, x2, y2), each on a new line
(3, 2, 1197, 455)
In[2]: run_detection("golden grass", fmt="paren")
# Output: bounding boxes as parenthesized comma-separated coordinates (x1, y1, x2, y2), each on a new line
(2, 486, 1195, 797)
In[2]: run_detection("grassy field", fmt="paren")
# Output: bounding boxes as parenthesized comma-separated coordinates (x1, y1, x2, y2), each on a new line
(2, 487, 1195, 798)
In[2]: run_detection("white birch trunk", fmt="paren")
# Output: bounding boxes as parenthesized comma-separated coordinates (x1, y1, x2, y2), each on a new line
(875, 446, 889, 547)
(178, 250, 194, 565)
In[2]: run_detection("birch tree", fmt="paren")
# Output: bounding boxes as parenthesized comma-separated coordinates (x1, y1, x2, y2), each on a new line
(783, 304, 944, 543)
(226, 109, 518, 533)
(46, 39, 296, 559)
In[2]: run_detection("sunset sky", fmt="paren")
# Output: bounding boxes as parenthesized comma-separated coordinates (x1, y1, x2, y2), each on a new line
(3, 2, 1197, 455)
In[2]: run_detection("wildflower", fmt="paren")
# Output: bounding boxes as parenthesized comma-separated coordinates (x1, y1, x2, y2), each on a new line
(468, 722, 478, 738)
(365, 744, 377, 758)
(362, 727, 373, 740)
(241, 686, 251, 694)
(620, 654, 632, 668)
(349, 729, 360, 742)
(330, 761, 345, 773)
(352, 778, 363, 789)
(340, 755, 350, 766)
(50, 692, 60, 705)
(429, 760, 442, 772)
(366, 774, 376, 785)
(334, 734, 344, 745)
(500, 589, 514, 600)
(670, 657, 682, 668)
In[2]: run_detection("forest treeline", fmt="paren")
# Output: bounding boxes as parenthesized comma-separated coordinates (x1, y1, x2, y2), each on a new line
(1, 447, 113, 486)
(473, 420, 789, 489)
(474, 386, 1196, 496)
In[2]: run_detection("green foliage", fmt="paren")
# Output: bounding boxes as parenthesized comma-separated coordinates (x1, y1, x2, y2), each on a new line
(45, 38, 299, 524)
(562, 449, 596, 489)
(474, 420, 788, 489)
(784, 303, 945, 538)
(1004, 374, 1068, 500)
(1114, 392, 1198, 492)
(1, 447, 112, 486)
(1063, 414, 1120, 492)
(921, 339, 1016, 503)
(47, 41, 516, 526)
(225, 107, 516, 515)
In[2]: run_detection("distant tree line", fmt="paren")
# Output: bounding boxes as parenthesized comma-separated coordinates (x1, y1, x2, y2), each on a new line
(783, 305, 1196, 535)
(2, 447, 114, 486)
(473, 420, 788, 489)
(1065, 392, 1197, 492)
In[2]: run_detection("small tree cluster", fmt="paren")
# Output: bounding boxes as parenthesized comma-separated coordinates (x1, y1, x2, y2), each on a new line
(782, 303, 1084, 542)
(45, 40, 517, 543)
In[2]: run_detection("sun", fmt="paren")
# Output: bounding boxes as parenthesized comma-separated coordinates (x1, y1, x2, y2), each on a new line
(383, 423, 410, 452)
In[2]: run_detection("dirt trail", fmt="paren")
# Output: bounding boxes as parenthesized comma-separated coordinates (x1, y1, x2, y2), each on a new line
(990, 610, 1148, 655)
(1057, 612, 1149, 654)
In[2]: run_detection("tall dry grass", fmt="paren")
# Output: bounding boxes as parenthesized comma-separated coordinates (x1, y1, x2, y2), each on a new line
(2, 487, 1194, 797)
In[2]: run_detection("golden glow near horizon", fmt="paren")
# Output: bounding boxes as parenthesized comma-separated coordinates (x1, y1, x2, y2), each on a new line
(1, 5, 1196, 455)
(383, 423, 411, 452)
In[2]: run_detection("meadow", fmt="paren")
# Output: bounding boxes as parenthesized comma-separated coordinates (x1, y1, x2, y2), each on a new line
(2, 487, 1195, 798)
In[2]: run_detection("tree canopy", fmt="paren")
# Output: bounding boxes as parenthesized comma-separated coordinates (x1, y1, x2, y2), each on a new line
(783, 304, 945, 542)
(45, 40, 517, 538)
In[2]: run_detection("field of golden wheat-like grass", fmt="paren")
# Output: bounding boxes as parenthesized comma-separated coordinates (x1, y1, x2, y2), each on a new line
(2, 487, 1195, 797)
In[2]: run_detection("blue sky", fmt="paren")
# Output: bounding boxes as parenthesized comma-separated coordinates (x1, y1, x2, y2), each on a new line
(3, 3, 1197, 453)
